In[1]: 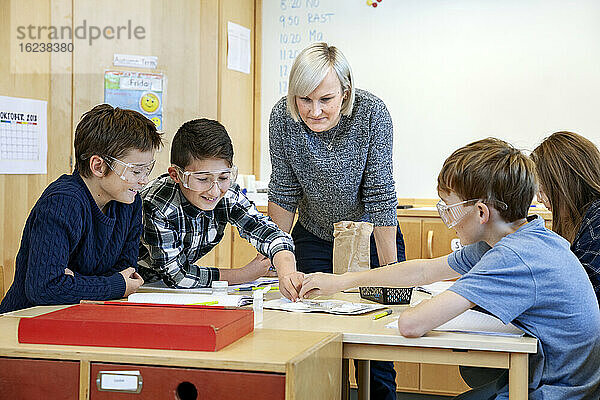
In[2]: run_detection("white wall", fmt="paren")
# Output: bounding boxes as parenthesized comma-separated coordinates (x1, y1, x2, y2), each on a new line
(261, 0, 600, 198)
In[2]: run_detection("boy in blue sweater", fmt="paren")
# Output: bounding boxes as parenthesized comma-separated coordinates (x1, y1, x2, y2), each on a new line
(0, 104, 163, 313)
(300, 138, 600, 399)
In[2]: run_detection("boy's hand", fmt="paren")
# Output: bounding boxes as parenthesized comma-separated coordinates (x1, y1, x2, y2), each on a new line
(279, 271, 304, 301)
(299, 272, 343, 298)
(244, 254, 272, 280)
(120, 267, 144, 297)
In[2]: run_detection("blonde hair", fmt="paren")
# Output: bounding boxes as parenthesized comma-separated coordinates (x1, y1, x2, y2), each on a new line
(286, 42, 355, 121)
(531, 131, 600, 243)
(438, 138, 537, 222)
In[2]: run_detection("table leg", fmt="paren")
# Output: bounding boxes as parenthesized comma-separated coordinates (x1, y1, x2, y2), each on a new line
(357, 360, 370, 400)
(509, 353, 528, 400)
(342, 358, 349, 400)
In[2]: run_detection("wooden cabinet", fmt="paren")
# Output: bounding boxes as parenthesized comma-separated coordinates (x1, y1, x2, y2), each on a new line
(421, 219, 459, 259)
(231, 227, 263, 268)
(348, 361, 420, 392)
(398, 216, 457, 260)
(0, 307, 342, 400)
(420, 364, 470, 395)
(397, 218, 422, 260)
(398, 207, 552, 261)
(395, 362, 421, 391)
(197, 227, 261, 270)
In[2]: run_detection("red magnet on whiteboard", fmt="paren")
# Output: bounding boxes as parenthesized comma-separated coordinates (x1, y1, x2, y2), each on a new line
(372, 2, 377, 6)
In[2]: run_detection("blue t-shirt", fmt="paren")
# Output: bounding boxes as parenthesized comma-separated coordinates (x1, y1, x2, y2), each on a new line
(448, 216, 600, 400)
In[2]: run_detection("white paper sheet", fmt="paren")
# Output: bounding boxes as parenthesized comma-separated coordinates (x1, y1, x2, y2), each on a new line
(416, 281, 454, 296)
(128, 292, 251, 307)
(227, 21, 251, 74)
(265, 298, 385, 315)
(385, 310, 524, 337)
(0, 95, 47, 174)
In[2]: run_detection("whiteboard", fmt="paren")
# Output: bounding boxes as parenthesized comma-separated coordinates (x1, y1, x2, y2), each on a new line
(261, 0, 600, 198)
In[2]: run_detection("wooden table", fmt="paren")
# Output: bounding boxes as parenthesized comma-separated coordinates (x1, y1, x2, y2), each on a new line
(0, 305, 342, 400)
(260, 292, 538, 400)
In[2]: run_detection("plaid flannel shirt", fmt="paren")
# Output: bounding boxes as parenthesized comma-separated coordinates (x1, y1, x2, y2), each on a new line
(572, 199, 600, 302)
(138, 174, 294, 288)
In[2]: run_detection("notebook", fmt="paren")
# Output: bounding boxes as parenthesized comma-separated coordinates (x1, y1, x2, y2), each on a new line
(385, 309, 524, 337)
(137, 281, 213, 294)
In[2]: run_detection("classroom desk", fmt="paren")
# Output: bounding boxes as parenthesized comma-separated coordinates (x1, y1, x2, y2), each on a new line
(0, 305, 342, 400)
(260, 292, 538, 400)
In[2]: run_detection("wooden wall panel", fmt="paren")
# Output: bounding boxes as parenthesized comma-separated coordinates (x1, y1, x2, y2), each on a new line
(71, 0, 216, 178)
(48, 0, 74, 183)
(253, 0, 263, 178)
(1, 0, 73, 298)
(200, 0, 220, 120)
(219, 0, 255, 175)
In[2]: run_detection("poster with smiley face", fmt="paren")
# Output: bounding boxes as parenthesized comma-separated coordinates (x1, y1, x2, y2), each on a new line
(104, 70, 164, 130)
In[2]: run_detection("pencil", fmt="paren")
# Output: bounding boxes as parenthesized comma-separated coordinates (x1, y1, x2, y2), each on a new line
(190, 300, 219, 306)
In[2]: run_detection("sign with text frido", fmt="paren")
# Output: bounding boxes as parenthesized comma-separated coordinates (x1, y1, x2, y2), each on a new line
(104, 70, 164, 131)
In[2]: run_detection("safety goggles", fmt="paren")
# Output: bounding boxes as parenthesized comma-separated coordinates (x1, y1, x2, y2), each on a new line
(174, 165, 238, 192)
(436, 199, 480, 228)
(103, 155, 156, 183)
(436, 198, 509, 228)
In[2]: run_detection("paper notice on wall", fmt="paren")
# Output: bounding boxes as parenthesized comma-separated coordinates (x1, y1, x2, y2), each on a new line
(0, 95, 47, 174)
(227, 21, 251, 74)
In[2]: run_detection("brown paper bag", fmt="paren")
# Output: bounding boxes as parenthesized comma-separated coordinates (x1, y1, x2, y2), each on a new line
(332, 221, 374, 274)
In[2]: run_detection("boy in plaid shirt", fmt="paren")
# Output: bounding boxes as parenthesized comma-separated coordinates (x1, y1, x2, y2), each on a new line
(138, 119, 303, 300)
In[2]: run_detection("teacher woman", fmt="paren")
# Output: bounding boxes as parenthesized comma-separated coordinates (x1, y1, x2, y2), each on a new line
(268, 42, 405, 400)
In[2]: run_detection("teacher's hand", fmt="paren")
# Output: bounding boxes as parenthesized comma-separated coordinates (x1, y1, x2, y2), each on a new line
(278, 271, 304, 301)
(299, 272, 344, 298)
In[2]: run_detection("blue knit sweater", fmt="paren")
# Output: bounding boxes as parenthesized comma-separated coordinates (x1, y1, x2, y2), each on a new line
(0, 171, 141, 313)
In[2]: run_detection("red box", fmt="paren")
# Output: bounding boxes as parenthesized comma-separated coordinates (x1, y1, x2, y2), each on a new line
(18, 303, 254, 351)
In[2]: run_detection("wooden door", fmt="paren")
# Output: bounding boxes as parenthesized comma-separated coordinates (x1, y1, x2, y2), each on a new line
(421, 218, 458, 259)
(398, 217, 422, 260)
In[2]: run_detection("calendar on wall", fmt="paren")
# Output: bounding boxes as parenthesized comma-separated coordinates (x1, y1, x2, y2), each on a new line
(0, 95, 47, 174)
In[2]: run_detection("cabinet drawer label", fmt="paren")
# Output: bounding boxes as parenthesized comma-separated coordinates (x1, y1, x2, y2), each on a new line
(97, 370, 142, 393)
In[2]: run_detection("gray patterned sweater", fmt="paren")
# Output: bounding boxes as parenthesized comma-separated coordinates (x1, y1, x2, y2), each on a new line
(268, 89, 397, 242)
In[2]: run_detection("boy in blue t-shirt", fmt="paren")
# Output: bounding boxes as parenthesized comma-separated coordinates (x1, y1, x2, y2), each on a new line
(0, 104, 163, 313)
(300, 138, 600, 399)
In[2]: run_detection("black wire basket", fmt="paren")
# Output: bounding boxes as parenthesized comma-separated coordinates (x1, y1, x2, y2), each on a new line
(359, 287, 413, 305)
